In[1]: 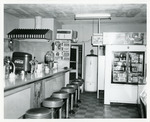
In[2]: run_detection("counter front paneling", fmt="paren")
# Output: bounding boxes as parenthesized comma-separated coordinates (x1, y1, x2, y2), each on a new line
(4, 68, 70, 119)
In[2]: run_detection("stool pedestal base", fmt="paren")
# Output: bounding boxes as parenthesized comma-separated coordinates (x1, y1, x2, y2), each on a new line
(69, 110, 75, 114)
(74, 104, 79, 108)
(78, 100, 81, 103)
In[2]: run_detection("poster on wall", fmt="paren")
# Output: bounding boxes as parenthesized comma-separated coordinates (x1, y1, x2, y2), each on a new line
(54, 40, 70, 61)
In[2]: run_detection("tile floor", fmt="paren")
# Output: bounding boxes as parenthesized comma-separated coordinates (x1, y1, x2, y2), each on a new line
(68, 91, 140, 119)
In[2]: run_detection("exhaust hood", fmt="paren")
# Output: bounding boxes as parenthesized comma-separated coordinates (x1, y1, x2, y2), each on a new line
(7, 28, 52, 40)
(7, 16, 52, 40)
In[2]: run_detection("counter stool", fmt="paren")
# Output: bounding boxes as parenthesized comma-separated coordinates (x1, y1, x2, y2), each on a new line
(66, 84, 79, 108)
(74, 78, 84, 93)
(61, 87, 75, 114)
(51, 91, 69, 118)
(71, 81, 82, 103)
(75, 78, 84, 84)
(42, 97, 64, 119)
(24, 107, 51, 119)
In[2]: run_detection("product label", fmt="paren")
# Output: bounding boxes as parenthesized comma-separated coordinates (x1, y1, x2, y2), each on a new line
(14, 59, 24, 64)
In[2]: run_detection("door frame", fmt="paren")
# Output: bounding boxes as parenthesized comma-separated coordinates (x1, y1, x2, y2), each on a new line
(70, 46, 79, 79)
(71, 42, 85, 79)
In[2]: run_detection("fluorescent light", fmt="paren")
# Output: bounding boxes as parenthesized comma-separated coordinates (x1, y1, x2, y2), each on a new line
(75, 13, 111, 20)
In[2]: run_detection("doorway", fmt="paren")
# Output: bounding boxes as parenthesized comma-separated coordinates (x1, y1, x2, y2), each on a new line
(69, 43, 85, 81)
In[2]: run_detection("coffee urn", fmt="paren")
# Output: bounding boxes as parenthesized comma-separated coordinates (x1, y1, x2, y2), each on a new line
(12, 52, 32, 74)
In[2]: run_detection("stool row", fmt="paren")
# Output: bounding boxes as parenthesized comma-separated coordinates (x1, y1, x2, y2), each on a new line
(24, 79, 84, 119)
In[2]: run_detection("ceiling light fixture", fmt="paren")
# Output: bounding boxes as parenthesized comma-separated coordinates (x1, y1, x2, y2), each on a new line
(74, 13, 111, 46)
(75, 13, 111, 20)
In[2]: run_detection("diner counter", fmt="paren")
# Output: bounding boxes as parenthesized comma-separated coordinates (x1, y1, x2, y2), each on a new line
(4, 68, 70, 92)
(4, 68, 70, 119)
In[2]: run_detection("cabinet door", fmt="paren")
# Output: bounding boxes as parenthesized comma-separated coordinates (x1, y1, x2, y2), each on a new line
(128, 52, 145, 83)
(112, 52, 127, 83)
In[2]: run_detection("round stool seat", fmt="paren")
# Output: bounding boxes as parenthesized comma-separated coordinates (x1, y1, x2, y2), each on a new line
(67, 84, 78, 90)
(71, 81, 82, 86)
(61, 87, 75, 94)
(43, 97, 64, 108)
(75, 79, 84, 84)
(51, 91, 69, 118)
(52, 91, 69, 99)
(25, 107, 51, 119)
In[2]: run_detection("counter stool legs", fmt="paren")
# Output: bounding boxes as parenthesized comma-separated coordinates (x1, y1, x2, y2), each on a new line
(77, 86, 81, 103)
(69, 94, 75, 114)
(74, 90, 79, 107)
(66, 98, 69, 118)
(51, 107, 62, 119)
(61, 87, 75, 115)
(59, 108, 62, 119)
(71, 81, 82, 103)
(51, 108, 54, 119)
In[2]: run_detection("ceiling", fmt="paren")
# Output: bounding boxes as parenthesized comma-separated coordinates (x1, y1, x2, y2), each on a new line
(4, 4, 146, 24)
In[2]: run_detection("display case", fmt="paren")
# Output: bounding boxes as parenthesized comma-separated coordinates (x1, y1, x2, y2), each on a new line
(112, 51, 144, 84)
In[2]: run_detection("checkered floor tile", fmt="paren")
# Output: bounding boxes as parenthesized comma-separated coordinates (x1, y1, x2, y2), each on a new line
(68, 91, 140, 119)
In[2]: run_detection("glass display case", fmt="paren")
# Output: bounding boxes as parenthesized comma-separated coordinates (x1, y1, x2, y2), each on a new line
(112, 51, 145, 84)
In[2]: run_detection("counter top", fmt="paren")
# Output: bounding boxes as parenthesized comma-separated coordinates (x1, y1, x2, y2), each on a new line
(4, 68, 70, 92)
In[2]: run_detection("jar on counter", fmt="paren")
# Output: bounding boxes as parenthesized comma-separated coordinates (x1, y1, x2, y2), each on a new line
(45, 51, 54, 63)
(5, 62, 10, 78)
(44, 65, 50, 74)
(45, 51, 54, 69)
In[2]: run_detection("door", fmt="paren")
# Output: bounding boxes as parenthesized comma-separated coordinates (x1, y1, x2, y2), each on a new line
(112, 51, 145, 84)
(69, 46, 79, 81)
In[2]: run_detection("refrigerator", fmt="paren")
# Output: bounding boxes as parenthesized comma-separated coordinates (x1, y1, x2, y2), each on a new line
(104, 45, 146, 104)
(103, 32, 146, 105)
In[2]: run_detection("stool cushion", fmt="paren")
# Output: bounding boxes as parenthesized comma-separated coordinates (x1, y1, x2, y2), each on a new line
(61, 87, 75, 94)
(71, 81, 82, 86)
(67, 84, 78, 90)
(42, 97, 64, 108)
(75, 79, 84, 84)
(25, 107, 51, 119)
(52, 91, 69, 99)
